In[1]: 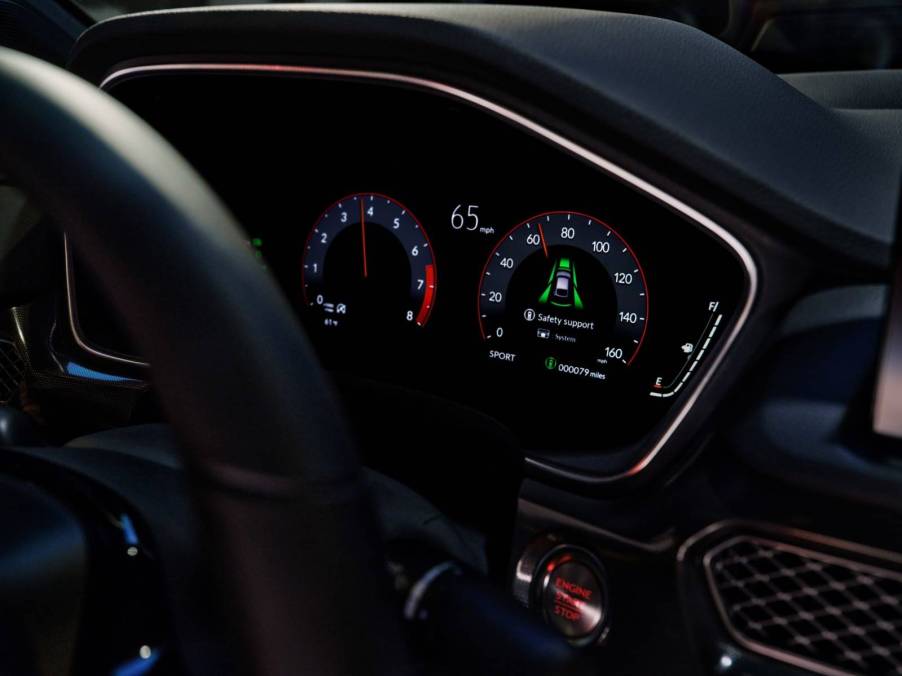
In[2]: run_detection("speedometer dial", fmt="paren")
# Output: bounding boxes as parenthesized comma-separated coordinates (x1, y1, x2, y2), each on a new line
(478, 211, 648, 380)
(302, 193, 436, 331)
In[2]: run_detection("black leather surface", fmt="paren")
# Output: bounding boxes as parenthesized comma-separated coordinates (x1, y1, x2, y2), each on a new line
(0, 405, 44, 446)
(0, 46, 409, 675)
(66, 422, 490, 568)
(784, 70, 902, 110)
(13, 441, 232, 675)
(731, 285, 902, 512)
(0, 476, 85, 676)
(70, 4, 902, 268)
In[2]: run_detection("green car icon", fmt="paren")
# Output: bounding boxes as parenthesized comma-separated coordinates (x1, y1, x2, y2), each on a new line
(539, 257, 584, 309)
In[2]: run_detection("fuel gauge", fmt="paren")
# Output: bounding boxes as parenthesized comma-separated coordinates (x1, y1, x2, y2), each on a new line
(649, 300, 724, 398)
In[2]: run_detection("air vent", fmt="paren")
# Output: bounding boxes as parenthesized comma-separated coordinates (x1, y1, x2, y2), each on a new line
(705, 536, 902, 675)
(0, 337, 24, 404)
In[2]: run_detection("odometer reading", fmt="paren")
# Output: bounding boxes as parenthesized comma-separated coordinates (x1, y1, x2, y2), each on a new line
(302, 193, 436, 331)
(478, 211, 648, 381)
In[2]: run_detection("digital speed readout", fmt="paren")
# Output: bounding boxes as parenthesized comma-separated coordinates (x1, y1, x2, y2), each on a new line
(478, 211, 649, 381)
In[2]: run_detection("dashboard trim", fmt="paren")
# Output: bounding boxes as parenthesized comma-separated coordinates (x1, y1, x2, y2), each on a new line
(678, 520, 902, 676)
(72, 62, 758, 482)
(64, 236, 150, 368)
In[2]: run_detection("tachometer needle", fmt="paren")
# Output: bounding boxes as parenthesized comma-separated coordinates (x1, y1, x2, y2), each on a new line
(360, 199, 368, 278)
(537, 222, 549, 258)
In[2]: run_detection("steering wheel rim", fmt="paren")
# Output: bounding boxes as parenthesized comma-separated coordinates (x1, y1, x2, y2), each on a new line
(0, 46, 412, 675)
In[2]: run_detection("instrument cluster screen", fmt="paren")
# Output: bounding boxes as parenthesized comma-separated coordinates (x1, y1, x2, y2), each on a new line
(82, 72, 749, 452)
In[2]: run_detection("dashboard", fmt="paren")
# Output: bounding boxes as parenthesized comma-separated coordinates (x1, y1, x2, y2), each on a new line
(67, 68, 753, 471)
(1, 8, 895, 676)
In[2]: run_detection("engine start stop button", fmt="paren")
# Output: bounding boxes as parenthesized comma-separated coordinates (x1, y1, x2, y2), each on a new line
(539, 552, 606, 640)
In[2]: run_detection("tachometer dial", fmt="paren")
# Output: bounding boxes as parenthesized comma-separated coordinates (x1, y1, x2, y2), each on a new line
(478, 211, 648, 380)
(302, 193, 436, 331)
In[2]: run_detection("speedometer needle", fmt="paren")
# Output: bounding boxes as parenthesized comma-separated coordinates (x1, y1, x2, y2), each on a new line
(537, 222, 549, 258)
(360, 199, 368, 278)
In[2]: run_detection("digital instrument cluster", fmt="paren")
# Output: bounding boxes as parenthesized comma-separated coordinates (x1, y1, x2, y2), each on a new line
(69, 71, 751, 454)
(297, 196, 661, 389)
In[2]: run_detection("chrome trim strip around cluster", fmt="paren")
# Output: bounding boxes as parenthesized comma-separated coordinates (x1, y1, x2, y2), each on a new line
(66, 63, 759, 480)
(64, 236, 149, 368)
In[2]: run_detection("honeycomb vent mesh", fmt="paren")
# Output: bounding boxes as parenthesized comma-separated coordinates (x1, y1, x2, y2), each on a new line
(0, 338, 24, 404)
(706, 536, 902, 675)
